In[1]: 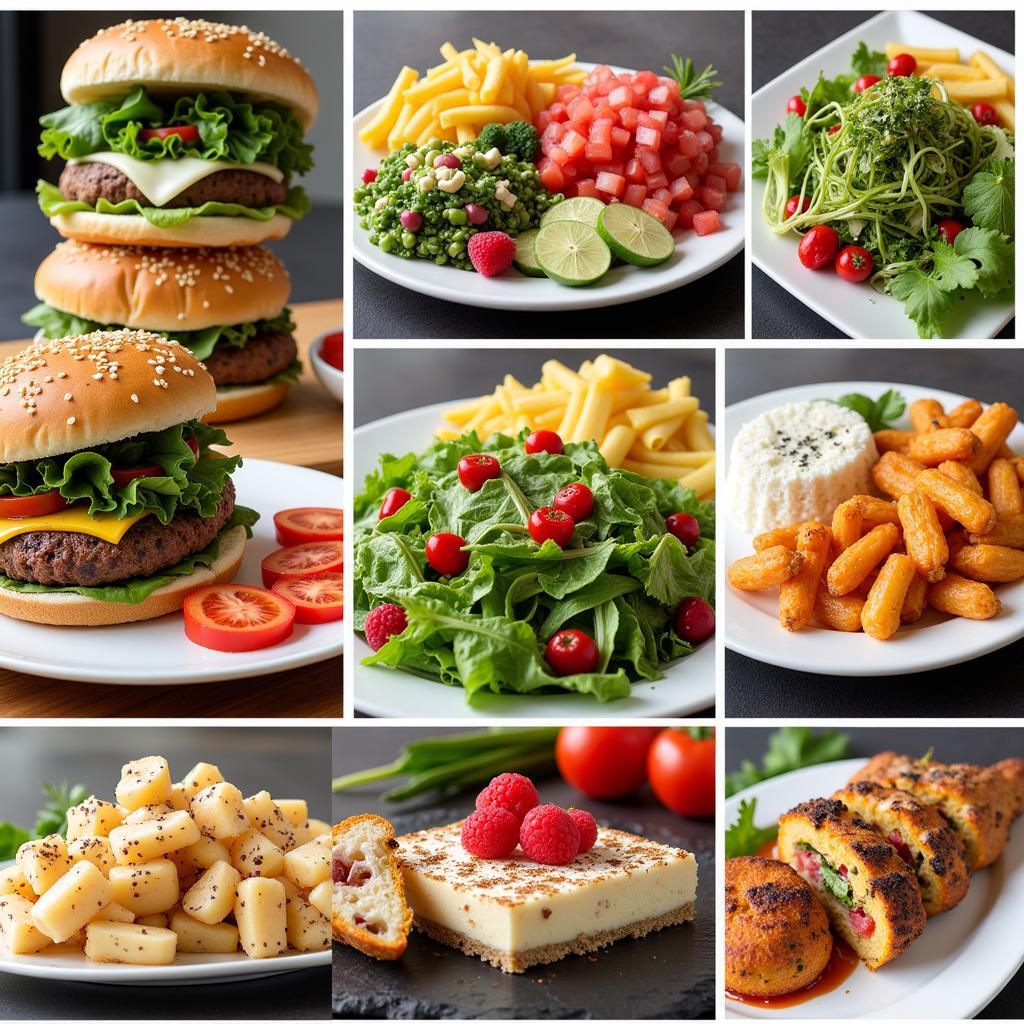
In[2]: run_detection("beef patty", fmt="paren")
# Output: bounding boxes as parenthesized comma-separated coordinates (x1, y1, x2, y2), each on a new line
(59, 162, 289, 209)
(0, 480, 236, 587)
(202, 330, 297, 387)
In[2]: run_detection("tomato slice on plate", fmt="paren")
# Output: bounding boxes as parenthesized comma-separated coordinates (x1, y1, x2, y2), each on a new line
(271, 572, 344, 624)
(261, 541, 344, 587)
(273, 507, 344, 546)
(140, 124, 200, 143)
(0, 491, 69, 518)
(183, 584, 295, 652)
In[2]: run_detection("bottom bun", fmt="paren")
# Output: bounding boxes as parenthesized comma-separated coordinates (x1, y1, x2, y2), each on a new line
(205, 381, 292, 423)
(49, 212, 293, 248)
(0, 525, 246, 627)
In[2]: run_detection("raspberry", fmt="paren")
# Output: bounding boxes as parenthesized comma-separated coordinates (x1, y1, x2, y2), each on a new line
(467, 231, 516, 277)
(461, 806, 520, 859)
(519, 804, 580, 865)
(364, 603, 407, 651)
(568, 809, 598, 854)
(475, 773, 540, 822)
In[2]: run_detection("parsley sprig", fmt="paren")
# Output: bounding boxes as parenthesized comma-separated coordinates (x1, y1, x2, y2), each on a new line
(725, 798, 778, 858)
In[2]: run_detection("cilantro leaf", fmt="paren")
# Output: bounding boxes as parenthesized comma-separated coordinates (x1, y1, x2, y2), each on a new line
(953, 226, 1014, 297)
(752, 114, 809, 181)
(726, 799, 778, 859)
(963, 159, 1015, 236)
(850, 41, 887, 77)
(889, 268, 958, 339)
(802, 71, 855, 116)
(725, 727, 850, 797)
(930, 239, 979, 292)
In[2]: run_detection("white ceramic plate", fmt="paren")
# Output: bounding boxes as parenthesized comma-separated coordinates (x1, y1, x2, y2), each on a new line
(311, 330, 344, 404)
(724, 759, 1024, 1018)
(751, 10, 1015, 340)
(724, 382, 1024, 676)
(0, 459, 343, 684)
(353, 62, 745, 312)
(353, 400, 715, 718)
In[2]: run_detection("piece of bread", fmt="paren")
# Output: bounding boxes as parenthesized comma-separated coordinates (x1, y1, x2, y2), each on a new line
(778, 798, 926, 971)
(331, 815, 411, 960)
(725, 856, 832, 997)
(832, 781, 970, 916)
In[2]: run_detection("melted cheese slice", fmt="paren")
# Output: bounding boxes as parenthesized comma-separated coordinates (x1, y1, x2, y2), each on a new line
(0, 506, 149, 545)
(68, 152, 284, 207)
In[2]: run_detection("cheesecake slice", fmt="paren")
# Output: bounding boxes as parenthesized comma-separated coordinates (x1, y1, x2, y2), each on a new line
(396, 821, 698, 973)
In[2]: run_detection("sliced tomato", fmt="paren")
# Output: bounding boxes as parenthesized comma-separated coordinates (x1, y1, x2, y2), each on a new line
(273, 507, 344, 546)
(186, 436, 200, 460)
(0, 491, 69, 518)
(271, 572, 344, 624)
(140, 124, 200, 143)
(261, 540, 344, 587)
(183, 584, 295, 652)
(111, 465, 162, 487)
(849, 907, 875, 937)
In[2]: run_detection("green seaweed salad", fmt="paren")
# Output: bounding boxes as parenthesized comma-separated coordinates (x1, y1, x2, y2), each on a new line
(754, 42, 1015, 338)
(354, 431, 715, 703)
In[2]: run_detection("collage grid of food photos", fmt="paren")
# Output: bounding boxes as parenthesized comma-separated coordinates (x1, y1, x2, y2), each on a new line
(0, 2, 1021, 1024)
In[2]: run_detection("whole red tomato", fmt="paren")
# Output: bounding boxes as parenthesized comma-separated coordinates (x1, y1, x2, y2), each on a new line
(556, 727, 661, 799)
(647, 728, 715, 818)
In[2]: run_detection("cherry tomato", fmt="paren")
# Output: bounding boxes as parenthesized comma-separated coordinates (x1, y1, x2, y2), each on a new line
(827, 124, 841, 135)
(665, 512, 700, 547)
(835, 244, 874, 284)
(184, 584, 295, 652)
(425, 532, 469, 576)
(784, 195, 810, 219)
(798, 224, 840, 270)
(261, 540, 344, 587)
(886, 53, 916, 77)
(271, 572, 344, 624)
(937, 218, 965, 245)
(524, 430, 564, 455)
(647, 728, 715, 818)
(972, 102, 998, 126)
(0, 491, 69, 518)
(379, 488, 412, 520)
(555, 726, 662, 799)
(528, 506, 574, 547)
(854, 74, 881, 93)
(457, 454, 501, 492)
(553, 482, 594, 522)
(545, 629, 599, 676)
(320, 331, 343, 371)
(675, 597, 715, 643)
(139, 124, 200, 143)
(274, 507, 344, 546)
(786, 95, 806, 117)
(111, 465, 161, 487)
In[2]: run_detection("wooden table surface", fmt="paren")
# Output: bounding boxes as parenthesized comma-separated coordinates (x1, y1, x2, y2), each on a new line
(0, 299, 344, 718)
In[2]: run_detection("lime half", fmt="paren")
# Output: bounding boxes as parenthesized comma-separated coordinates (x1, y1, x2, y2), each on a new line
(512, 229, 545, 277)
(541, 196, 605, 230)
(534, 220, 611, 287)
(597, 203, 675, 267)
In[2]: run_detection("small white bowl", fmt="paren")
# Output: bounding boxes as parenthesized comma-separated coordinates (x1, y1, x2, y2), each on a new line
(310, 329, 344, 403)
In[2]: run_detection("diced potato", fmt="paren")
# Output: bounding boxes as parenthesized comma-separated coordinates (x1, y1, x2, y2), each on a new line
(0, 865, 36, 902)
(66, 797, 124, 841)
(17, 834, 72, 895)
(109, 859, 180, 916)
(84, 921, 177, 965)
(170, 909, 239, 954)
(282, 882, 330, 951)
(180, 762, 224, 799)
(68, 836, 115, 878)
(307, 880, 331, 920)
(115, 756, 173, 812)
(31, 861, 112, 943)
(243, 791, 296, 850)
(234, 877, 287, 959)
(282, 833, 330, 889)
(135, 913, 169, 928)
(275, 799, 309, 830)
(0, 895, 53, 953)
(109, 811, 201, 865)
(231, 829, 285, 879)
(178, 835, 232, 872)
(94, 901, 135, 924)
(293, 818, 331, 845)
(167, 783, 190, 812)
(190, 783, 249, 841)
(123, 803, 176, 825)
(181, 860, 241, 924)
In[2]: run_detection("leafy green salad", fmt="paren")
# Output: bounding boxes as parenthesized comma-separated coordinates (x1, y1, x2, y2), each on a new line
(354, 431, 715, 703)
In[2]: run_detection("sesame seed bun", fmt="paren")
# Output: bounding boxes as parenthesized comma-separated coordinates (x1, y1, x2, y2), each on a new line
(207, 381, 293, 424)
(0, 524, 245, 626)
(0, 330, 216, 464)
(61, 18, 318, 130)
(34, 242, 291, 333)
(48, 210, 294, 248)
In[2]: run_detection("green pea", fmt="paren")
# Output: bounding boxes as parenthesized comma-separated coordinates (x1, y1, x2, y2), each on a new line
(453, 229, 467, 242)
(447, 242, 465, 257)
(380, 234, 394, 253)
(402, 231, 416, 249)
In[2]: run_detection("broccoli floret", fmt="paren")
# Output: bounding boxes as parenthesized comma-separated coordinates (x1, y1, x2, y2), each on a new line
(476, 122, 508, 153)
(505, 120, 540, 162)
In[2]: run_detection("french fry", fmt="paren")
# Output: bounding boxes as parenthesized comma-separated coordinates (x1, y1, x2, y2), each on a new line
(938, 460, 983, 495)
(874, 429, 913, 454)
(753, 524, 803, 552)
(779, 522, 831, 632)
(900, 573, 929, 624)
(872, 451, 927, 498)
(915, 468, 997, 534)
(862, 553, 916, 640)
(950, 544, 1024, 584)
(987, 458, 1024, 515)
(945, 398, 983, 429)
(728, 546, 803, 591)
(967, 513, 1024, 550)
(907, 428, 981, 465)
(942, 78, 1009, 102)
(886, 43, 959, 62)
(814, 588, 865, 632)
(923, 63, 986, 81)
(909, 398, 948, 432)
(897, 491, 948, 582)
(927, 573, 1001, 620)
(826, 523, 901, 597)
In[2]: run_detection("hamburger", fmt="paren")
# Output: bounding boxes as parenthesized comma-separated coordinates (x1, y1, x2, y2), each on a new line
(36, 18, 317, 247)
(0, 330, 258, 626)
(24, 241, 300, 422)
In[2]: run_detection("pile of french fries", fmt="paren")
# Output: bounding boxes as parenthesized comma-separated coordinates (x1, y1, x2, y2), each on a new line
(359, 39, 585, 151)
(728, 394, 1022, 639)
(438, 355, 715, 499)
(885, 42, 1015, 129)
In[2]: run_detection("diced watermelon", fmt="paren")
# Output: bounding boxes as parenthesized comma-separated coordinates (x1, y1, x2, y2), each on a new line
(699, 186, 726, 211)
(625, 158, 645, 183)
(593, 103, 617, 121)
(536, 110, 554, 132)
(541, 121, 566, 144)
(623, 183, 648, 207)
(548, 102, 567, 122)
(678, 131, 702, 158)
(641, 197, 670, 223)
(696, 130, 714, 153)
(640, 110, 668, 129)
(635, 146, 661, 174)
(675, 199, 704, 229)
(549, 145, 571, 166)
(692, 209, 721, 235)
(662, 209, 678, 231)
(610, 126, 631, 148)
(595, 172, 625, 197)
(682, 108, 707, 131)
(568, 95, 594, 125)
(646, 171, 669, 190)
(666, 153, 691, 177)
(709, 161, 742, 191)
(662, 121, 681, 145)
(575, 178, 599, 198)
(561, 130, 587, 159)
(693, 152, 709, 176)
(585, 142, 613, 162)
(557, 84, 581, 103)
(538, 159, 565, 191)
(669, 176, 694, 201)
(635, 125, 661, 150)
(635, 69, 658, 91)
(619, 107, 642, 129)
(608, 85, 632, 110)
(704, 173, 728, 194)
(589, 120, 613, 145)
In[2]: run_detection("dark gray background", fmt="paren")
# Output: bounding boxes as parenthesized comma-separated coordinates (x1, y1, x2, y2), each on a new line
(353, 10, 744, 340)
(0, 727, 331, 1020)
(726, 726, 1024, 1019)
(725, 349, 1024, 717)
(751, 10, 1015, 340)
(332, 726, 714, 1019)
